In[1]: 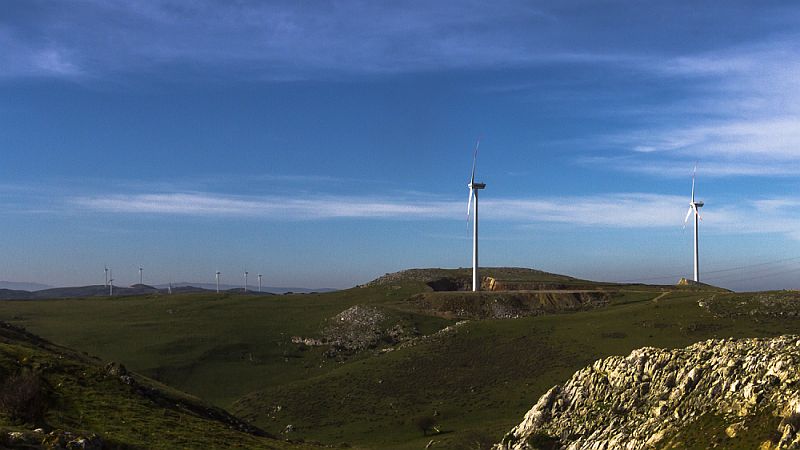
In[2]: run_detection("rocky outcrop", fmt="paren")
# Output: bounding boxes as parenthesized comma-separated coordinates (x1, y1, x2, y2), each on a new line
(292, 305, 418, 356)
(323, 305, 388, 351)
(497, 336, 800, 449)
(408, 291, 609, 320)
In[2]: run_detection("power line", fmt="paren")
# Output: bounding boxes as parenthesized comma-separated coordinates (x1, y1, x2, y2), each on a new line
(710, 264, 800, 285)
(617, 255, 800, 284)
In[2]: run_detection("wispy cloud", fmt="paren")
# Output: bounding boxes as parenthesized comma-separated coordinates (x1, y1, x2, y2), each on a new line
(69, 191, 800, 239)
(72, 192, 460, 220)
(0, 0, 567, 80)
(577, 156, 800, 178)
(580, 37, 800, 176)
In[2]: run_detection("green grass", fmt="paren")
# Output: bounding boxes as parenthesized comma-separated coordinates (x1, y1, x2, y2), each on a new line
(0, 270, 794, 448)
(0, 323, 310, 449)
(0, 284, 438, 407)
(235, 290, 800, 448)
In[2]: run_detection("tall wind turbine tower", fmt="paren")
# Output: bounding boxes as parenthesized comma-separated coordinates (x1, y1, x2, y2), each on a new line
(215, 271, 221, 293)
(683, 167, 704, 282)
(104, 266, 109, 287)
(108, 269, 114, 296)
(139, 266, 143, 285)
(258, 274, 262, 293)
(466, 139, 486, 292)
(244, 271, 248, 293)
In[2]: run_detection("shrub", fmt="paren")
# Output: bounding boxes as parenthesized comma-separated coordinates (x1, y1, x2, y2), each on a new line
(415, 415, 436, 436)
(0, 369, 47, 423)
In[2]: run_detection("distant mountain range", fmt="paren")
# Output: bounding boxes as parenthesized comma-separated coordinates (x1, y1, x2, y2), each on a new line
(154, 282, 336, 294)
(0, 282, 337, 300)
(0, 281, 54, 291)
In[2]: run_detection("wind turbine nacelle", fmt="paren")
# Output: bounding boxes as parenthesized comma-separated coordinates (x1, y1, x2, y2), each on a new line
(695, 201, 704, 208)
(469, 182, 486, 190)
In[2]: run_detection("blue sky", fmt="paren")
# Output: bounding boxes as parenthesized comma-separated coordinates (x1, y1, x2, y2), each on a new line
(2, 1, 800, 290)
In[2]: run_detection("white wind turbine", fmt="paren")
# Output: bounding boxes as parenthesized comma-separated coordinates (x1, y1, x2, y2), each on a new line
(216, 271, 221, 293)
(108, 269, 114, 296)
(244, 271, 248, 293)
(104, 266, 109, 287)
(258, 274, 262, 293)
(139, 266, 143, 285)
(683, 166, 705, 282)
(466, 139, 486, 292)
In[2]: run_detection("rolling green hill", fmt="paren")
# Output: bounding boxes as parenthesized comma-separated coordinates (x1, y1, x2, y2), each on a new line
(0, 322, 310, 449)
(0, 268, 792, 448)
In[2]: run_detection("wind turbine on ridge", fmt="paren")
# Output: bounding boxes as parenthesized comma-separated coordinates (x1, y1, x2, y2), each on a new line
(244, 271, 248, 293)
(258, 274, 262, 293)
(138, 266, 143, 285)
(216, 271, 221, 293)
(466, 139, 486, 292)
(108, 269, 114, 296)
(683, 166, 704, 283)
(104, 266, 109, 287)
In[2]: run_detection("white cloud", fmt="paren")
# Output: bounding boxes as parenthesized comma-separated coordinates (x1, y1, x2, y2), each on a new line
(577, 37, 800, 177)
(72, 192, 461, 220)
(0, 1, 565, 79)
(70, 191, 797, 238)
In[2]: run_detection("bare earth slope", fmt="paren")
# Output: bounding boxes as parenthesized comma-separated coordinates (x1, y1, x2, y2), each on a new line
(497, 335, 800, 450)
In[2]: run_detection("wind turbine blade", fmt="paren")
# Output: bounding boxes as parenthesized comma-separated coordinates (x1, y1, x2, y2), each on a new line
(683, 206, 693, 228)
(691, 165, 697, 203)
(466, 188, 473, 229)
(470, 138, 480, 183)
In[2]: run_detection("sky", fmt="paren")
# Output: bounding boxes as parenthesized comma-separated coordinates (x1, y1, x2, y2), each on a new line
(2, 1, 800, 291)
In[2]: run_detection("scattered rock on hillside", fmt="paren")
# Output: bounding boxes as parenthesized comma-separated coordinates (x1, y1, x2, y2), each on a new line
(292, 305, 419, 357)
(40, 430, 104, 449)
(323, 305, 418, 354)
(701, 292, 800, 320)
(104, 362, 127, 377)
(497, 335, 800, 449)
(323, 305, 386, 352)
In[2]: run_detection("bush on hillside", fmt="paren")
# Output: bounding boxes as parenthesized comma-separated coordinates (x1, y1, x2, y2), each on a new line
(415, 415, 437, 436)
(0, 369, 47, 423)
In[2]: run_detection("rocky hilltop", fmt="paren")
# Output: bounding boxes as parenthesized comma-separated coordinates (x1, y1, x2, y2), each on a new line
(497, 336, 800, 449)
(365, 267, 580, 288)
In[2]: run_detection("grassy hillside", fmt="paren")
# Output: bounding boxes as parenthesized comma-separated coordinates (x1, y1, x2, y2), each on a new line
(0, 283, 443, 407)
(232, 289, 800, 448)
(0, 322, 310, 449)
(0, 268, 791, 448)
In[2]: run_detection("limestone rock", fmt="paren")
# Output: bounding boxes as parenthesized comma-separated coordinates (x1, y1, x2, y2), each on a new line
(497, 336, 800, 449)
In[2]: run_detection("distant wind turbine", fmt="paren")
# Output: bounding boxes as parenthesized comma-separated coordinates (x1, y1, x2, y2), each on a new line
(104, 266, 109, 287)
(466, 139, 486, 292)
(244, 271, 248, 293)
(139, 266, 143, 285)
(258, 274, 262, 293)
(108, 269, 114, 296)
(683, 166, 705, 282)
(216, 271, 221, 293)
